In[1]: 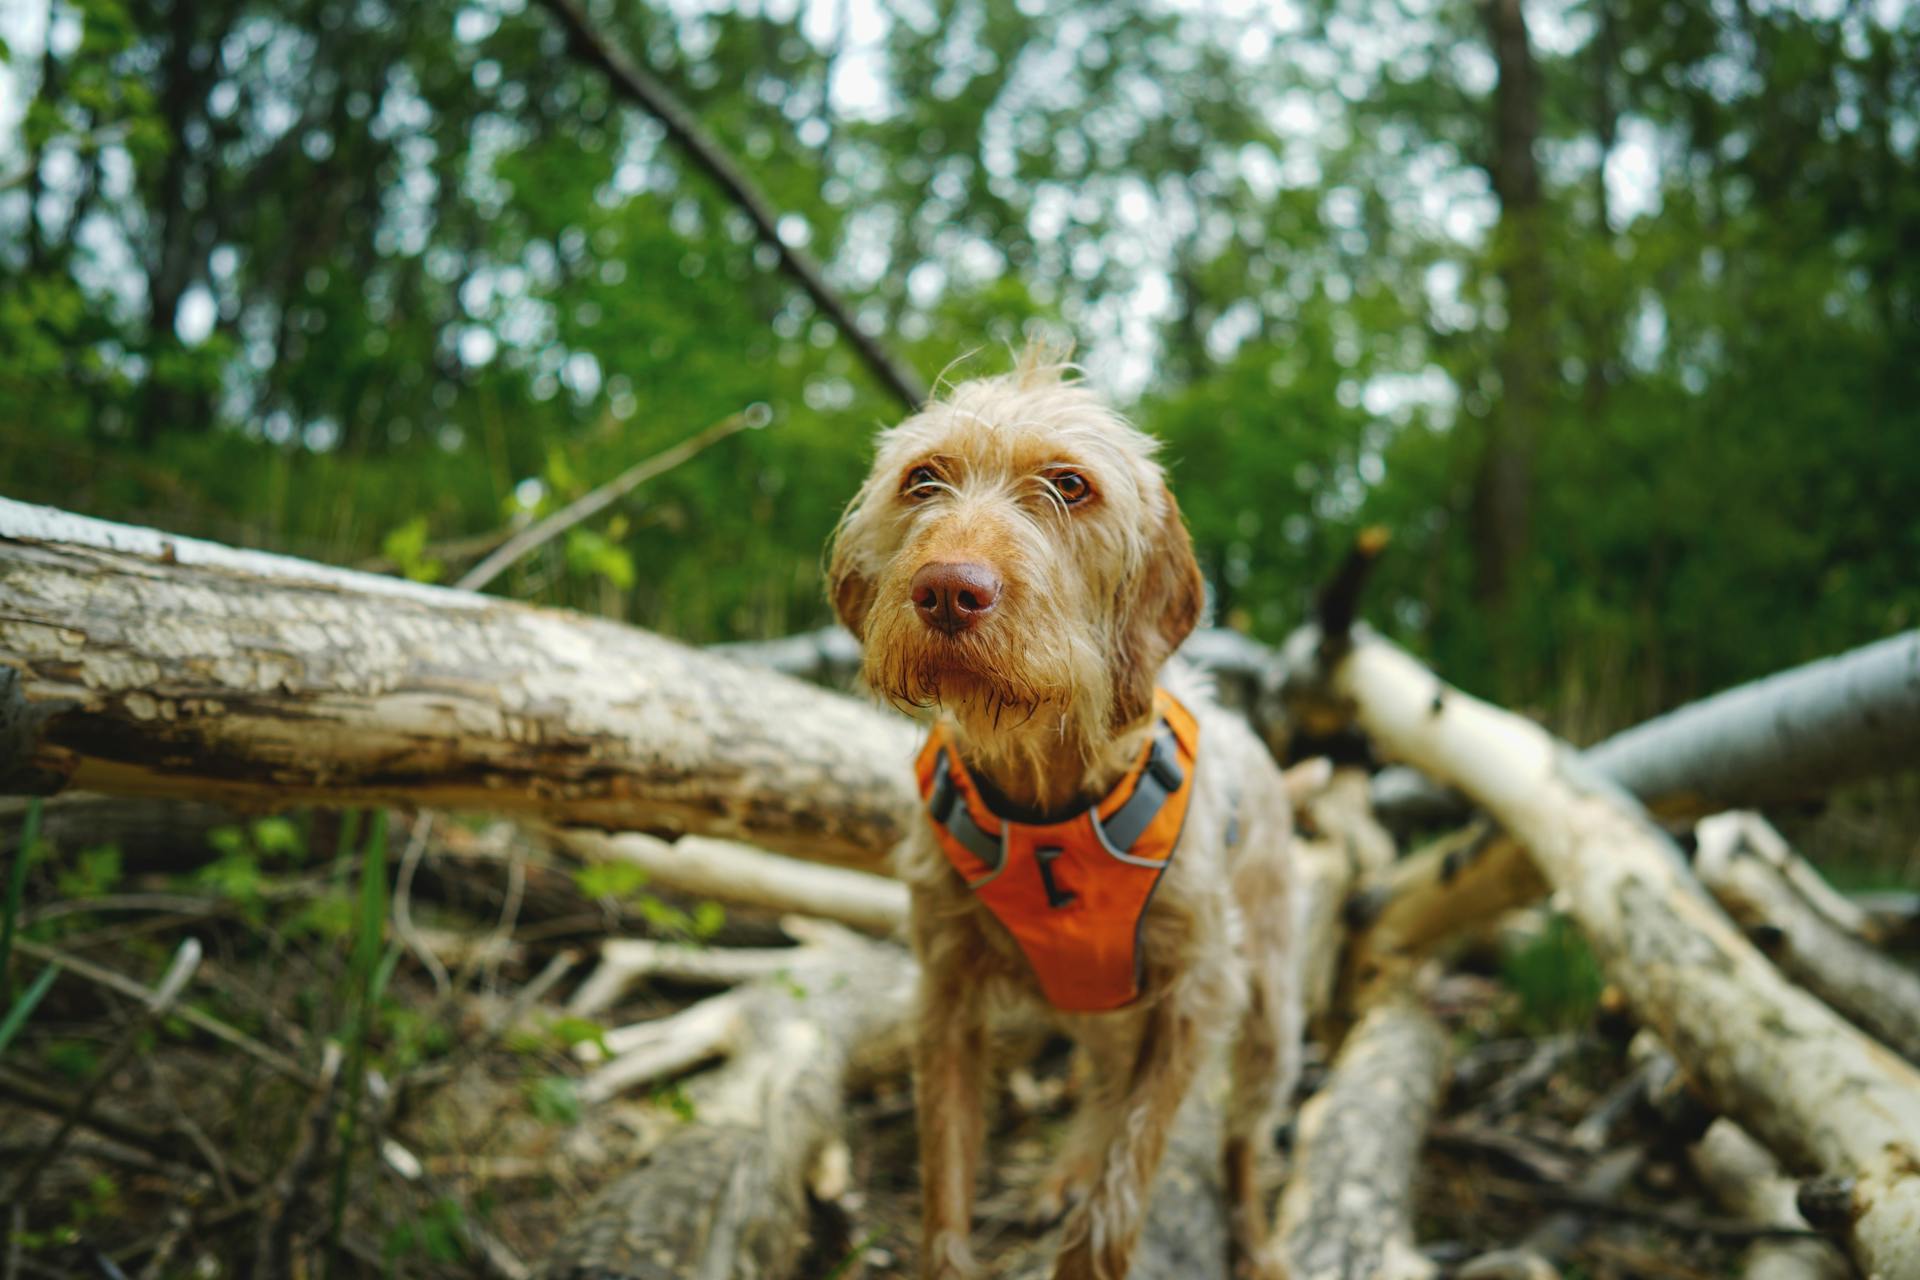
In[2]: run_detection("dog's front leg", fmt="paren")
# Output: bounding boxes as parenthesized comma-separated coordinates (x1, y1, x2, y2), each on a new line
(1050, 1002, 1202, 1280)
(913, 960, 988, 1279)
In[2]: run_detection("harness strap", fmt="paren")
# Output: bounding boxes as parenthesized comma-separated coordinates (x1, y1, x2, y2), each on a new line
(928, 752, 1002, 873)
(1094, 724, 1183, 853)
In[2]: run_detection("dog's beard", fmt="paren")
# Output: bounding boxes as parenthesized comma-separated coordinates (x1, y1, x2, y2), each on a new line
(861, 597, 1114, 775)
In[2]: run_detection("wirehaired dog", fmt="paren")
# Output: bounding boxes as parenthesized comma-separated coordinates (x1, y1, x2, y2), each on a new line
(828, 341, 1304, 1280)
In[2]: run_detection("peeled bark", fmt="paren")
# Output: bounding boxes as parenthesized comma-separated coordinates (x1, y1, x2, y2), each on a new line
(540, 933, 915, 1280)
(1370, 628, 1920, 829)
(0, 499, 917, 870)
(1697, 812, 1920, 1063)
(1276, 994, 1447, 1280)
(1288, 626, 1920, 1279)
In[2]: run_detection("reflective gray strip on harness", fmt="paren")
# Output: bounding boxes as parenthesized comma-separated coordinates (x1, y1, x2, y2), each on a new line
(928, 719, 1183, 870)
(1097, 723, 1183, 852)
(929, 752, 1002, 870)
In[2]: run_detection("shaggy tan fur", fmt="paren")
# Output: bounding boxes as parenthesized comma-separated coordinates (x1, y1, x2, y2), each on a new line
(829, 342, 1304, 1280)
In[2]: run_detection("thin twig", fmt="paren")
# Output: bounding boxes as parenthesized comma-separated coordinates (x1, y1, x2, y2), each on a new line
(392, 813, 450, 997)
(12, 938, 312, 1086)
(456, 406, 768, 591)
(533, 0, 928, 410)
(254, 1042, 347, 1277)
(7, 939, 203, 1207)
(1484, 1175, 1829, 1241)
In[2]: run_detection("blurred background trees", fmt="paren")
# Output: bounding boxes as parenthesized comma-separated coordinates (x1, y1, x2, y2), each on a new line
(2, 0, 1915, 734)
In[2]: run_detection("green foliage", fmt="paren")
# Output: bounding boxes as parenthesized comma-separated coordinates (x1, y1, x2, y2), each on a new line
(0, 0, 1913, 731)
(384, 1197, 471, 1265)
(382, 516, 447, 584)
(525, 1074, 583, 1125)
(53, 846, 122, 900)
(572, 860, 648, 903)
(1501, 915, 1606, 1035)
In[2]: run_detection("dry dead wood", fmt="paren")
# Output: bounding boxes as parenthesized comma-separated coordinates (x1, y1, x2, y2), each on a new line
(1697, 811, 1920, 1063)
(0, 498, 917, 870)
(554, 829, 908, 936)
(1368, 627, 1920, 829)
(1275, 993, 1448, 1280)
(1340, 823, 1545, 1010)
(540, 927, 914, 1280)
(1690, 1119, 1852, 1280)
(1283, 624, 1920, 1279)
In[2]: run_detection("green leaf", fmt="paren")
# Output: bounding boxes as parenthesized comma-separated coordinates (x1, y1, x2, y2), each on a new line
(525, 1074, 582, 1125)
(0, 965, 59, 1059)
(573, 860, 647, 902)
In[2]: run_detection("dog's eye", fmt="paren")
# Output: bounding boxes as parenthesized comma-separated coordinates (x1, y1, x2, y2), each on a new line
(1047, 470, 1092, 505)
(902, 465, 941, 500)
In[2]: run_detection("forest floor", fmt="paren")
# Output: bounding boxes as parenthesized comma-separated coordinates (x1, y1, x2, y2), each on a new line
(2, 796, 1896, 1279)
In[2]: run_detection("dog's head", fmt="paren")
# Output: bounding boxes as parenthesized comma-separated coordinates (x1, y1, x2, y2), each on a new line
(827, 340, 1203, 766)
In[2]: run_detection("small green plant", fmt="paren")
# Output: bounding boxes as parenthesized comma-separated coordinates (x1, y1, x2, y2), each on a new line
(1501, 914, 1605, 1034)
(650, 1080, 698, 1123)
(54, 845, 122, 899)
(384, 1197, 469, 1264)
(381, 516, 445, 583)
(572, 860, 726, 943)
(525, 1075, 582, 1125)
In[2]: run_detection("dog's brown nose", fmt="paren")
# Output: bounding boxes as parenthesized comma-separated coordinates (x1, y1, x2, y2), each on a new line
(911, 561, 1002, 636)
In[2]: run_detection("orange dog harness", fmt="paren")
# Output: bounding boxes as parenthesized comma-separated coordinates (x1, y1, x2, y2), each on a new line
(914, 689, 1200, 1012)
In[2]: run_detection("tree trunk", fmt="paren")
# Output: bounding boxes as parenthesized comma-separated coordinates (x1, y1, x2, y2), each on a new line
(0, 499, 918, 871)
(1368, 628, 1920, 829)
(1473, 0, 1549, 615)
(1276, 994, 1447, 1280)
(1697, 812, 1920, 1063)
(1287, 625, 1920, 1279)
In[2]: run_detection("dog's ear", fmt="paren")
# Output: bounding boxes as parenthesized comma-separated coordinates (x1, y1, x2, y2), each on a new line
(1110, 485, 1205, 728)
(826, 537, 876, 640)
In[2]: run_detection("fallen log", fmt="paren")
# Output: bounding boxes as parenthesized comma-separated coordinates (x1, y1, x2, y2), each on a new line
(1275, 993, 1447, 1280)
(539, 927, 915, 1280)
(0, 499, 917, 870)
(1283, 623, 1920, 1279)
(1697, 812, 1920, 1063)
(1365, 628, 1920, 829)
(1340, 824, 1545, 1011)
(554, 829, 908, 936)
(1690, 1119, 1851, 1280)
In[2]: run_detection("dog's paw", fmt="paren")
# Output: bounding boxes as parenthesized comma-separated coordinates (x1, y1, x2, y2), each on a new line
(922, 1232, 983, 1280)
(1233, 1246, 1293, 1280)
(1025, 1161, 1094, 1230)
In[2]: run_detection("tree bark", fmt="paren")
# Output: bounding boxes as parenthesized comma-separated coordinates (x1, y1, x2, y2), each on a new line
(1473, 0, 1549, 615)
(1697, 812, 1920, 1063)
(555, 829, 908, 936)
(1275, 994, 1447, 1280)
(0, 499, 918, 871)
(1286, 625, 1920, 1279)
(540, 933, 915, 1280)
(1367, 627, 1920, 829)
(1340, 825, 1545, 1012)
(1690, 1119, 1852, 1280)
